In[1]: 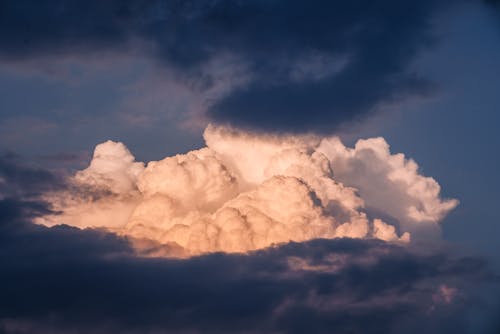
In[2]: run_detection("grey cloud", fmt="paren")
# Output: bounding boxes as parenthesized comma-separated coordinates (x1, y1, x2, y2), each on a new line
(0, 218, 496, 334)
(0, 152, 65, 198)
(0, 0, 460, 133)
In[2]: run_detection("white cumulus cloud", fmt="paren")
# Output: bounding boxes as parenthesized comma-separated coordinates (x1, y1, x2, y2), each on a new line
(36, 125, 457, 256)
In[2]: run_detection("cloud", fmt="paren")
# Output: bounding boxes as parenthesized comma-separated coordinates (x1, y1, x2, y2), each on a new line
(317, 136, 459, 235)
(0, 218, 495, 333)
(0, 0, 460, 132)
(0, 152, 65, 199)
(484, 0, 500, 30)
(0, 147, 496, 334)
(485, 0, 500, 7)
(37, 125, 457, 255)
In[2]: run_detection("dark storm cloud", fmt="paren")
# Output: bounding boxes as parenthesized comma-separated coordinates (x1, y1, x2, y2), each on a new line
(0, 150, 497, 334)
(0, 0, 458, 132)
(0, 152, 65, 198)
(0, 217, 496, 334)
(484, 0, 500, 7)
(484, 0, 500, 25)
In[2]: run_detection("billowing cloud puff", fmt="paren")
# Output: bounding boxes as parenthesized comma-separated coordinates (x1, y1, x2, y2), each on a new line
(37, 125, 457, 255)
(318, 136, 459, 235)
(74, 140, 145, 195)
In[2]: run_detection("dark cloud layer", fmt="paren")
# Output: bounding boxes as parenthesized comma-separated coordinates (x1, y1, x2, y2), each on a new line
(0, 152, 65, 199)
(485, 0, 500, 6)
(484, 0, 500, 28)
(0, 0, 458, 133)
(0, 211, 495, 334)
(0, 157, 498, 334)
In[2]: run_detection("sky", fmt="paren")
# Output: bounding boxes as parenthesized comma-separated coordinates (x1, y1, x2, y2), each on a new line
(1, 0, 500, 333)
